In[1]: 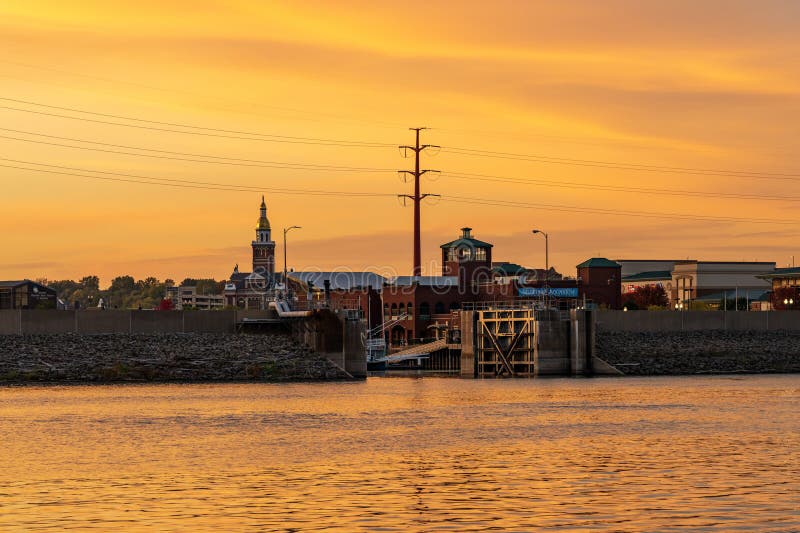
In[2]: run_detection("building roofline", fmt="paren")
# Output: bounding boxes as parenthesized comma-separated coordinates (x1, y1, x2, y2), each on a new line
(674, 260, 776, 265)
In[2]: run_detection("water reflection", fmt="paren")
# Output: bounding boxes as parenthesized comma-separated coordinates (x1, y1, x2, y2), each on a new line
(1, 376, 798, 531)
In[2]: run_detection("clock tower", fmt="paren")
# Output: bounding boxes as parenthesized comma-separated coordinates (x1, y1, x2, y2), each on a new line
(252, 196, 275, 275)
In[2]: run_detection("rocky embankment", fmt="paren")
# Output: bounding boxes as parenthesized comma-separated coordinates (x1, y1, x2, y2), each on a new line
(0, 333, 352, 383)
(597, 330, 800, 375)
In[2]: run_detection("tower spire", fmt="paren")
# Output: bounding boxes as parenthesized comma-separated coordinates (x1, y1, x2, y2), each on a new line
(253, 196, 275, 276)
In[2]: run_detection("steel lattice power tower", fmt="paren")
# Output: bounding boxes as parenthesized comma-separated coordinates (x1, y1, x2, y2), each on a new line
(398, 127, 439, 277)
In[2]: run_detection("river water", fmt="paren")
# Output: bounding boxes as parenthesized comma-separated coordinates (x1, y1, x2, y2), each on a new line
(1, 375, 798, 532)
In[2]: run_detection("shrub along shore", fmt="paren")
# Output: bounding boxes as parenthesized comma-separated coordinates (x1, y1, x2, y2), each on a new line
(0, 333, 351, 383)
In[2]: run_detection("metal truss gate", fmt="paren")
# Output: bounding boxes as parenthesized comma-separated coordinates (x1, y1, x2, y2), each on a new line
(475, 309, 536, 377)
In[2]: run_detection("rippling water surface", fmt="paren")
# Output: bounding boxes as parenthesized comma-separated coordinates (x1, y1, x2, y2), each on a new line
(1, 375, 798, 531)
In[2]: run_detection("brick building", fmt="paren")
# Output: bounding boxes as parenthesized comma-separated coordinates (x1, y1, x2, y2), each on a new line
(378, 228, 624, 349)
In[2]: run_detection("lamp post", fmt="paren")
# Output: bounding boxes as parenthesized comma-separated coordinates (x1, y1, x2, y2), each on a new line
(532, 229, 549, 306)
(283, 226, 301, 297)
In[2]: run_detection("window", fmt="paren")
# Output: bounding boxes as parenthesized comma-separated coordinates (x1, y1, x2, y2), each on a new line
(391, 303, 397, 318)
(419, 302, 430, 318)
(434, 301, 445, 314)
(407, 301, 413, 318)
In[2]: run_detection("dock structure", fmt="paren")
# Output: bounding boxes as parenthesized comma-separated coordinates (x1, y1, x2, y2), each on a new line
(458, 307, 615, 378)
(473, 309, 536, 377)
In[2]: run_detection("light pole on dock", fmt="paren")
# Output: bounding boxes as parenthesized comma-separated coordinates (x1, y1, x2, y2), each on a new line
(532, 229, 549, 305)
(283, 226, 301, 296)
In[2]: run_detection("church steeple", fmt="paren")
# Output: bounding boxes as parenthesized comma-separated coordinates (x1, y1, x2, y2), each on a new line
(257, 195, 270, 232)
(252, 196, 275, 275)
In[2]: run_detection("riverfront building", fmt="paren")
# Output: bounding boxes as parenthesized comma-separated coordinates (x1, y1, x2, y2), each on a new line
(164, 285, 225, 310)
(671, 261, 775, 307)
(618, 259, 777, 308)
(757, 267, 800, 310)
(0, 280, 57, 309)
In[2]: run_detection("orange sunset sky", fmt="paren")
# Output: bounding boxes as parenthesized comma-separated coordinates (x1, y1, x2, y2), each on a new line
(1, 1, 799, 285)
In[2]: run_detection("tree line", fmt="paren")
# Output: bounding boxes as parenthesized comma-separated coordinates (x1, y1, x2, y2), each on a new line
(35, 276, 226, 310)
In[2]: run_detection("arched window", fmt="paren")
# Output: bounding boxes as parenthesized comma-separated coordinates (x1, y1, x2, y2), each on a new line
(419, 302, 430, 318)
(449, 301, 461, 312)
(434, 301, 446, 314)
(384, 303, 389, 318)
(391, 303, 397, 318)
(398, 303, 405, 318)
(407, 301, 413, 319)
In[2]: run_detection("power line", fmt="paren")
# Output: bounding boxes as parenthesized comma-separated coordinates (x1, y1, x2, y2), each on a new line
(0, 133, 395, 172)
(2, 128, 796, 202)
(5, 96, 795, 180)
(3, 159, 796, 225)
(0, 96, 398, 145)
(441, 146, 800, 179)
(0, 60, 408, 129)
(0, 161, 395, 197)
(0, 104, 395, 147)
(442, 170, 800, 200)
(440, 195, 799, 225)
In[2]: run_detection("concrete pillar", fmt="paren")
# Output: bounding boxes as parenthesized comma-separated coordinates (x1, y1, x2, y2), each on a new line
(342, 317, 367, 378)
(534, 319, 570, 376)
(569, 309, 595, 376)
(459, 311, 477, 378)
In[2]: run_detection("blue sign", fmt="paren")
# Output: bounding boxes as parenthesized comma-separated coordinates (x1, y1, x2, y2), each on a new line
(518, 287, 579, 298)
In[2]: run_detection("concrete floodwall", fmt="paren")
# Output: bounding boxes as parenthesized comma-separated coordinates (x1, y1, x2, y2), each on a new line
(0, 310, 21, 334)
(130, 311, 185, 333)
(184, 310, 236, 333)
(534, 320, 570, 375)
(235, 309, 276, 322)
(0, 310, 242, 334)
(597, 310, 800, 332)
(21, 310, 75, 334)
(76, 310, 130, 334)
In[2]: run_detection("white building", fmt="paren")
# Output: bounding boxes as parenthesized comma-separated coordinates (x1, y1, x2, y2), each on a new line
(672, 261, 775, 306)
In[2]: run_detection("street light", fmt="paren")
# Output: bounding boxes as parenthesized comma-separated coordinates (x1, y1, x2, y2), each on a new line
(784, 298, 794, 307)
(532, 230, 549, 305)
(283, 226, 302, 297)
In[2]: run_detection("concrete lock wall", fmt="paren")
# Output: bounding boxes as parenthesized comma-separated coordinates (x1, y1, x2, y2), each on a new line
(130, 311, 185, 334)
(0, 310, 243, 335)
(0, 310, 21, 334)
(569, 310, 590, 376)
(76, 310, 131, 334)
(21, 310, 76, 334)
(597, 310, 800, 332)
(342, 317, 367, 378)
(183, 310, 236, 333)
(534, 319, 570, 376)
(235, 310, 275, 322)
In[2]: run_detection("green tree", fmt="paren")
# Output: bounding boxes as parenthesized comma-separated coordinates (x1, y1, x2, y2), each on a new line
(80, 276, 100, 291)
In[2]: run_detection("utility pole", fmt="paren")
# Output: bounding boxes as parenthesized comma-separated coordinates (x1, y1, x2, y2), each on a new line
(399, 127, 440, 277)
